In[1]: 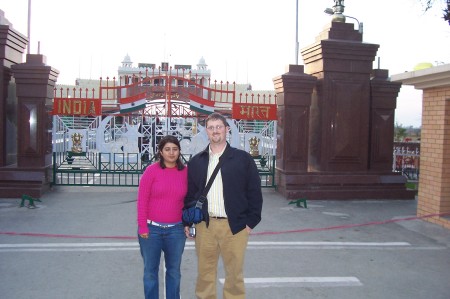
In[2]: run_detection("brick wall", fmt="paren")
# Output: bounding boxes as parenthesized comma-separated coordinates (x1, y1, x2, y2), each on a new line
(417, 86, 450, 229)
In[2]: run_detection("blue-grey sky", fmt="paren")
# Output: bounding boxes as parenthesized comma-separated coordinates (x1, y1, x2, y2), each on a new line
(1, 0, 449, 127)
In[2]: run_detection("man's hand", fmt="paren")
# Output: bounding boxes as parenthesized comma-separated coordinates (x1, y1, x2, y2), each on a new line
(185, 226, 195, 239)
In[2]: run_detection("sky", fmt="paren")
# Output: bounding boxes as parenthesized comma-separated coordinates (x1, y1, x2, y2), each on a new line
(1, 0, 449, 127)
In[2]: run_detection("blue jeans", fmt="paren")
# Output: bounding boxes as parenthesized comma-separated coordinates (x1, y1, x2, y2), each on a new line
(138, 223, 186, 299)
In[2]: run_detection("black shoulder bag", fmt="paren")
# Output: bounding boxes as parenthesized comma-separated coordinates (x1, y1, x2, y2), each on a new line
(182, 156, 225, 225)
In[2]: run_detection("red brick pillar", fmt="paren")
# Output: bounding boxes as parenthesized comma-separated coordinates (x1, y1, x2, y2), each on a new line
(0, 24, 27, 166)
(0, 54, 59, 197)
(11, 54, 59, 168)
(273, 64, 317, 197)
(303, 22, 379, 172)
(273, 21, 415, 200)
(369, 69, 402, 171)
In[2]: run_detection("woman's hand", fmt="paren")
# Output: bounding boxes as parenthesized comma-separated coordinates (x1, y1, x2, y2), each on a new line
(139, 233, 149, 239)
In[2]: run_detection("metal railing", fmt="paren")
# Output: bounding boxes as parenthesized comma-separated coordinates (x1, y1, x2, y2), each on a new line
(52, 152, 276, 188)
(393, 142, 420, 180)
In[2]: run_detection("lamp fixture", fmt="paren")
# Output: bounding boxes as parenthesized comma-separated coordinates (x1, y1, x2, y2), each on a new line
(324, 7, 363, 34)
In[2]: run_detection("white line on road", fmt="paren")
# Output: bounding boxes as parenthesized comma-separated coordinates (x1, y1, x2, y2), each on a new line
(219, 276, 363, 288)
(0, 248, 140, 252)
(0, 242, 140, 248)
(0, 241, 411, 248)
(3, 241, 447, 253)
(247, 241, 411, 246)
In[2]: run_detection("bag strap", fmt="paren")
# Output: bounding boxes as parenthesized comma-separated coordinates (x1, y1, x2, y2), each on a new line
(201, 154, 225, 198)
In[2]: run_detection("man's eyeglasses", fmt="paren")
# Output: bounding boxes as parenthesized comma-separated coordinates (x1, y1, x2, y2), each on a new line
(206, 125, 225, 131)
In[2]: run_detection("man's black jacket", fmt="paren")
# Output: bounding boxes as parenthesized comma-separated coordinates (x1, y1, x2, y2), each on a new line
(184, 143, 263, 234)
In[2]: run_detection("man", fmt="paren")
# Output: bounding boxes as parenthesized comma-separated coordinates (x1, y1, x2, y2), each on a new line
(185, 112, 263, 299)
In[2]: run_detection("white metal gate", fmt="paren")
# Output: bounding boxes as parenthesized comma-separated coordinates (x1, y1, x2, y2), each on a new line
(52, 73, 278, 187)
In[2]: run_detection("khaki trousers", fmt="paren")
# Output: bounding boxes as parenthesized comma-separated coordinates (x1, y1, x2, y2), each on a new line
(195, 219, 249, 299)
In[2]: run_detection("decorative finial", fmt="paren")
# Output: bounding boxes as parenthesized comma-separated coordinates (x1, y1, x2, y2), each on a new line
(332, 0, 346, 23)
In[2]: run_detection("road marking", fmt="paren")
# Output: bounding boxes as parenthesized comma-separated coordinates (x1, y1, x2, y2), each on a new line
(0, 242, 139, 248)
(0, 248, 139, 252)
(219, 277, 363, 288)
(246, 241, 414, 249)
(2, 241, 446, 253)
(0, 241, 411, 248)
(246, 241, 411, 246)
(0, 241, 410, 248)
(0, 242, 140, 252)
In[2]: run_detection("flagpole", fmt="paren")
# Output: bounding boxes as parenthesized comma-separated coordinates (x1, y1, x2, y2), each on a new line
(166, 68, 171, 134)
(295, 0, 299, 64)
(27, 0, 31, 54)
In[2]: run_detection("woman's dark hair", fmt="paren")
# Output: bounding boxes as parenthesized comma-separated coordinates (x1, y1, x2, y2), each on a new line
(157, 135, 185, 170)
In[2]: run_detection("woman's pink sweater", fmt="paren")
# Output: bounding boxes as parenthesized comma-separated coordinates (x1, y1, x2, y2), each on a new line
(137, 163, 187, 235)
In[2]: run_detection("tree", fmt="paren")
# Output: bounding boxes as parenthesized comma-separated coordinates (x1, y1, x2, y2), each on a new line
(394, 123, 408, 142)
(421, 0, 450, 25)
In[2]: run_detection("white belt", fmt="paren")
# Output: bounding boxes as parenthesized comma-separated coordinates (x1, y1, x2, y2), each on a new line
(147, 220, 177, 228)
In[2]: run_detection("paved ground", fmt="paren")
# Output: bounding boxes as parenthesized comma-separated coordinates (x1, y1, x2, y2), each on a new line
(1, 186, 450, 299)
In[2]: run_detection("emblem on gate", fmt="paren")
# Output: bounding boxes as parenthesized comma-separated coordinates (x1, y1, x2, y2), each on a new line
(249, 137, 260, 157)
(71, 132, 84, 153)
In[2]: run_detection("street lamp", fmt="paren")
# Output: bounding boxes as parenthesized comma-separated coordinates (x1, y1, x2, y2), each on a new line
(328, 0, 346, 23)
(324, 4, 363, 34)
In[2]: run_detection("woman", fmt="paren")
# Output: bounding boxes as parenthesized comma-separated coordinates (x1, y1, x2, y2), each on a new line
(137, 135, 189, 299)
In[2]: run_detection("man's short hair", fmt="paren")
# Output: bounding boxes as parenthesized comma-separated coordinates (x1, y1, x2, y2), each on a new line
(206, 112, 229, 128)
